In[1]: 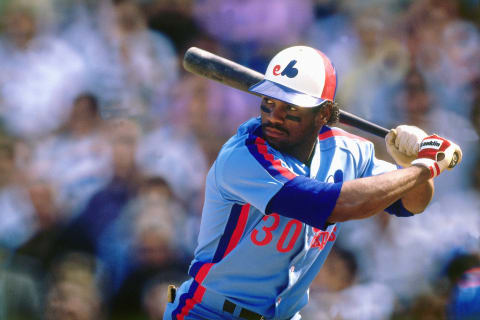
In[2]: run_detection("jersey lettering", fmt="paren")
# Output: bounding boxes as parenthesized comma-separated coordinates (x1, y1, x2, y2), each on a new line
(311, 226, 337, 250)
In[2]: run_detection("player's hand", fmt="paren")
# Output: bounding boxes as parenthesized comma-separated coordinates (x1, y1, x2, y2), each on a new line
(411, 134, 463, 178)
(385, 125, 427, 167)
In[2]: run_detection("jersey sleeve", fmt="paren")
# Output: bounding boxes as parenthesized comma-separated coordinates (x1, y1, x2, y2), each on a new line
(266, 176, 342, 229)
(215, 135, 297, 213)
(358, 142, 397, 178)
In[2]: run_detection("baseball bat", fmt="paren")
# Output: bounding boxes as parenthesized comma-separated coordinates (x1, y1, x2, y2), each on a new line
(183, 47, 390, 138)
(183, 47, 459, 168)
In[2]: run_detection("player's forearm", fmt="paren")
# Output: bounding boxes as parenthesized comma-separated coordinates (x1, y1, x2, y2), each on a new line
(399, 178, 434, 213)
(328, 165, 432, 222)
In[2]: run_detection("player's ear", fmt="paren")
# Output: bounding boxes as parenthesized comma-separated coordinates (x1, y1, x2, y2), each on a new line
(314, 103, 331, 126)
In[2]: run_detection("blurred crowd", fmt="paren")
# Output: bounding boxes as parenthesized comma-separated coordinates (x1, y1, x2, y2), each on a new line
(0, 0, 478, 319)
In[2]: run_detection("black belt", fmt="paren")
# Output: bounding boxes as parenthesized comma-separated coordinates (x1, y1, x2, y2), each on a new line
(223, 300, 265, 320)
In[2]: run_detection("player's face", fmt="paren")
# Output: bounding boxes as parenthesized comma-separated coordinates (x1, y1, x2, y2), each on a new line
(260, 97, 327, 160)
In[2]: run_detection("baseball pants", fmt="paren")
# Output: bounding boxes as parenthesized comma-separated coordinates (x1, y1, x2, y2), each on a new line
(163, 279, 301, 320)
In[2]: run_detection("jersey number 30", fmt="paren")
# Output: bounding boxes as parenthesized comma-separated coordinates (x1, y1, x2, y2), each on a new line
(250, 213, 302, 252)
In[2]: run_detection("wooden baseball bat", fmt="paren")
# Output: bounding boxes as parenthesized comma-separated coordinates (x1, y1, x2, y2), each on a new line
(183, 47, 390, 138)
(183, 47, 460, 168)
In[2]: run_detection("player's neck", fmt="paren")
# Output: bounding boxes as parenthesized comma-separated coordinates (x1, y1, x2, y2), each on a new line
(283, 136, 317, 166)
(305, 140, 317, 167)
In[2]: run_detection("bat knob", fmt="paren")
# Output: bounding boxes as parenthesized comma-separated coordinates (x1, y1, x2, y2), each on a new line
(449, 152, 459, 168)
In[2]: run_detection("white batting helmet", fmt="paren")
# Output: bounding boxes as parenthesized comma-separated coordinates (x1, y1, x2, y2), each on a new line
(249, 46, 337, 108)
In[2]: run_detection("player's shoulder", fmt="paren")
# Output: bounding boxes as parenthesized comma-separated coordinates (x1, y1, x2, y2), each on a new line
(318, 126, 373, 150)
(213, 117, 284, 184)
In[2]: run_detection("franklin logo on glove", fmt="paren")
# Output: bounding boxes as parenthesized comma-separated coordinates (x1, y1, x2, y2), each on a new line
(412, 134, 462, 178)
(419, 139, 442, 150)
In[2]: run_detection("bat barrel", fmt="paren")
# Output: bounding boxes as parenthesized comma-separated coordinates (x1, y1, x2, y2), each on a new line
(184, 47, 264, 92)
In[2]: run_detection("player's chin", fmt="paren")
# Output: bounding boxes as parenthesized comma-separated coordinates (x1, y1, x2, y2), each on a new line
(265, 136, 289, 150)
(263, 129, 289, 145)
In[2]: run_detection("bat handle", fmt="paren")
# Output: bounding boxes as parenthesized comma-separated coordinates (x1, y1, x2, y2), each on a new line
(339, 110, 390, 138)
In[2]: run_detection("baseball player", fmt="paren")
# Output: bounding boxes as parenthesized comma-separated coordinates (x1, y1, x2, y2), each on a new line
(164, 46, 462, 320)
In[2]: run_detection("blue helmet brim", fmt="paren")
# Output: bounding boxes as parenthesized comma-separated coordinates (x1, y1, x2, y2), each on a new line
(248, 80, 327, 108)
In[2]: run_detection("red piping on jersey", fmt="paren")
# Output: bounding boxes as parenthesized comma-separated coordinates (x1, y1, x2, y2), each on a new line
(224, 203, 251, 258)
(176, 264, 213, 318)
(194, 263, 214, 283)
(176, 267, 211, 319)
(318, 128, 369, 142)
(175, 204, 251, 319)
(255, 137, 297, 180)
(177, 285, 206, 320)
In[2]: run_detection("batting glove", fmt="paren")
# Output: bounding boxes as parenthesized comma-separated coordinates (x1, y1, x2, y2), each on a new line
(385, 125, 428, 167)
(411, 134, 463, 178)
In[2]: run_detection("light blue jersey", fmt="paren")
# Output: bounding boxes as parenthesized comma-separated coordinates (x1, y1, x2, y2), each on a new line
(165, 117, 398, 320)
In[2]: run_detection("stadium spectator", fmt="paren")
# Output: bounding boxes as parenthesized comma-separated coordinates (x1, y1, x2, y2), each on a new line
(302, 246, 395, 320)
(0, 0, 87, 139)
(107, 177, 190, 318)
(44, 252, 105, 320)
(60, 0, 179, 121)
(31, 93, 112, 218)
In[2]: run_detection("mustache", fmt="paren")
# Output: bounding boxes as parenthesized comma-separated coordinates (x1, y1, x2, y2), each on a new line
(262, 123, 289, 134)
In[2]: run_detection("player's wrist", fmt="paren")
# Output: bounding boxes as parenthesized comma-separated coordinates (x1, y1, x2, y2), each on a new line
(411, 159, 438, 179)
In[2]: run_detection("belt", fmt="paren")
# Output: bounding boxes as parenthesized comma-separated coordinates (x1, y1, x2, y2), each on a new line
(197, 284, 294, 320)
(198, 284, 267, 320)
(223, 299, 265, 320)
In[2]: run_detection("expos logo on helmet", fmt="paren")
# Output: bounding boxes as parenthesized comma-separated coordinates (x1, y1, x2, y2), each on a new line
(272, 60, 299, 78)
(249, 46, 337, 108)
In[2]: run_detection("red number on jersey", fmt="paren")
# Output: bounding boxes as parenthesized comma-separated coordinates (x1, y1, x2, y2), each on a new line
(251, 214, 303, 252)
(276, 219, 302, 253)
(251, 213, 280, 246)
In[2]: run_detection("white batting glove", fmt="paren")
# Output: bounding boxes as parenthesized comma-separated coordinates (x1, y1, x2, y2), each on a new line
(385, 125, 428, 167)
(411, 134, 463, 178)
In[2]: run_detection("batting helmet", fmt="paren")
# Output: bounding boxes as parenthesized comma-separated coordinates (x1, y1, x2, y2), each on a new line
(249, 46, 337, 108)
